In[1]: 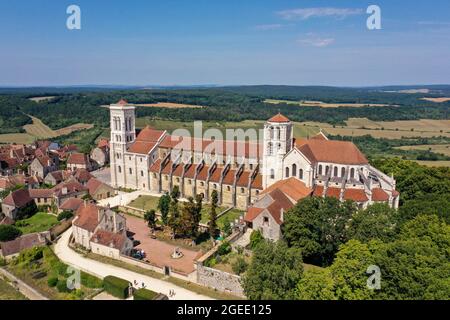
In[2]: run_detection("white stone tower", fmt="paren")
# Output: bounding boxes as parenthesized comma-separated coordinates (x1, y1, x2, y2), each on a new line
(109, 99, 136, 188)
(262, 113, 293, 189)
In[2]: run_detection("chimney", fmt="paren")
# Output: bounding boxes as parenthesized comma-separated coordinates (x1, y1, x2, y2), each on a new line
(62, 187, 68, 195)
(280, 208, 284, 223)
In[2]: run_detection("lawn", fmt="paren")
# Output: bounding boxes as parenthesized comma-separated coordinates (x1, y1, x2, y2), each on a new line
(127, 195, 160, 211)
(15, 213, 58, 234)
(0, 277, 27, 300)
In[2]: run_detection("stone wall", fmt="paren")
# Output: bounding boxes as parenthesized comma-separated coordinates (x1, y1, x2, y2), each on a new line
(197, 265, 245, 298)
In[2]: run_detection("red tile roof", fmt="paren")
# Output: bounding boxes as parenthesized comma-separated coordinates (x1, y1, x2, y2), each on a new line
(343, 189, 369, 203)
(222, 169, 236, 185)
(116, 99, 128, 106)
(60, 198, 84, 211)
(67, 153, 89, 166)
(268, 113, 290, 123)
(86, 178, 105, 195)
(326, 187, 341, 199)
(372, 188, 389, 202)
(313, 185, 325, 197)
(29, 189, 54, 199)
(295, 139, 368, 165)
(3, 189, 33, 208)
(236, 171, 250, 187)
(128, 127, 165, 154)
(73, 203, 100, 232)
(149, 159, 162, 173)
(0, 233, 47, 257)
(91, 230, 127, 250)
(251, 174, 263, 189)
(184, 164, 197, 179)
(261, 177, 312, 202)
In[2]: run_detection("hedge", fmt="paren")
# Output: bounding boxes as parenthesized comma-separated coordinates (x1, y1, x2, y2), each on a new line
(103, 275, 131, 299)
(133, 288, 158, 300)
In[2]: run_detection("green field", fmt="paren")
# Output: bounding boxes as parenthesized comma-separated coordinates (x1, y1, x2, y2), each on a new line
(127, 195, 160, 211)
(15, 213, 58, 234)
(0, 277, 27, 300)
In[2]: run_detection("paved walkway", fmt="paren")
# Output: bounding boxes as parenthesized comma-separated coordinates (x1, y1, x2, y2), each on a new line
(54, 228, 212, 300)
(0, 268, 48, 300)
(97, 190, 160, 208)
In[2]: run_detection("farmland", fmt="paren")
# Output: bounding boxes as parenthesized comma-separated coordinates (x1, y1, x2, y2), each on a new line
(421, 97, 450, 103)
(0, 115, 93, 144)
(395, 144, 450, 157)
(264, 99, 394, 108)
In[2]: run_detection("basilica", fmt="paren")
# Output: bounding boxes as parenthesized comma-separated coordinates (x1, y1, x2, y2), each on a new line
(109, 99, 399, 231)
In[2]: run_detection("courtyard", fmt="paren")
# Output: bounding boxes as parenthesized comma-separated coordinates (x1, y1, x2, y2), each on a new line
(126, 215, 202, 275)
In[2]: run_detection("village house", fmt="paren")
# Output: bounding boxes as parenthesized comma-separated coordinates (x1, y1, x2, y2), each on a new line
(0, 232, 50, 260)
(72, 202, 132, 258)
(1, 189, 37, 220)
(44, 170, 71, 186)
(28, 180, 88, 208)
(86, 177, 115, 201)
(29, 153, 59, 179)
(59, 197, 84, 213)
(67, 153, 94, 172)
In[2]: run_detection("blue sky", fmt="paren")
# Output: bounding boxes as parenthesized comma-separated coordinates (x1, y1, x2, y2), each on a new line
(0, 0, 449, 86)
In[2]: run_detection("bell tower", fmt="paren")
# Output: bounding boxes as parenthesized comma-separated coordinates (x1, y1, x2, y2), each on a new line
(262, 113, 293, 189)
(109, 99, 136, 188)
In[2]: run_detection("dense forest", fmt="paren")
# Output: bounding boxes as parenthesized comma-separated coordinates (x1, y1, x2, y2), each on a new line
(0, 85, 449, 133)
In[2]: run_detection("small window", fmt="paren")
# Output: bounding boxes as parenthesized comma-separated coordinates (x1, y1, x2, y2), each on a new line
(176, 178, 180, 182)
(152, 173, 157, 178)
(285, 167, 290, 178)
(140, 158, 143, 162)
(227, 186, 231, 191)
(129, 168, 132, 174)
(213, 184, 217, 189)
(299, 169, 304, 180)
(188, 179, 192, 185)
(200, 182, 204, 187)
(118, 166, 122, 173)
(241, 187, 245, 194)
(270, 169, 275, 179)
(141, 171, 144, 177)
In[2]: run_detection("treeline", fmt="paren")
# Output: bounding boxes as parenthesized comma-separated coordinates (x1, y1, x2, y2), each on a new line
(1, 87, 449, 132)
(243, 158, 450, 300)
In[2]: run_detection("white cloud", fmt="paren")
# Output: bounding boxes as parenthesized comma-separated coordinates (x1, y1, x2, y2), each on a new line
(298, 37, 335, 47)
(277, 7, 363, 20)
(254, 24, 284, 31)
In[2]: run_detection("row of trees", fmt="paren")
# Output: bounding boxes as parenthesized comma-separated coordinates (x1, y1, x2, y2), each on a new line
(143, 186, 221, 241)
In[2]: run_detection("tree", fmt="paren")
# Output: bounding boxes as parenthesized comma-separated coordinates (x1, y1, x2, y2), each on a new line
(250, 230, 264, 249)
(209, 190, 219, 240)
(144, 209, 156, 230)
(242, 240, 303, 300)
(232, 256, 248, 275)
(296, 268, 336, 300)
(157, 193, 170, 225)
(348, 203, 397, 243)
(283, 197, 356, 266)
(168, 186, 181, 237)
(0, 225, 22, 242)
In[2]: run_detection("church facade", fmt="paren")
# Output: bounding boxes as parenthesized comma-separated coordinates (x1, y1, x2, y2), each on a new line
(109, 100, 399, 212)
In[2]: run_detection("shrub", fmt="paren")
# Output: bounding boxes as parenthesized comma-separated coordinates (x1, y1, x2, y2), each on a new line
(133, 288, 158, 300)
(250, 230, 264, 250)
(232, 256, 248, 275)
(81, 272, 103, 288)
(103, 275, 131, 299)
(217, 241, 232, 256)
(47, 277, 58, 287)
(56, 279, 71, 293)
(57, 211, 74, 221)
(0, 225, 22, 242)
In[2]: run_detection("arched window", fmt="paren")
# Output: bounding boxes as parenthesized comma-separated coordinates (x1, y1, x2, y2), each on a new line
(285, 167, 290, 178)
(292, 164, 297, 177)
(325, 166, 330, 175)
(318, 165, 323, 175)
(276, 127, 281, 140)
(334, 167, 338, 177)
(118, 166, 122, 173)
(341, 167, 346, 177)
(227, 186, 231, 191)
(299, 169, 304, 180)
(270, 169, 275, 179)
(350, 168, 355, 179)
(269, 127, 274, 139)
